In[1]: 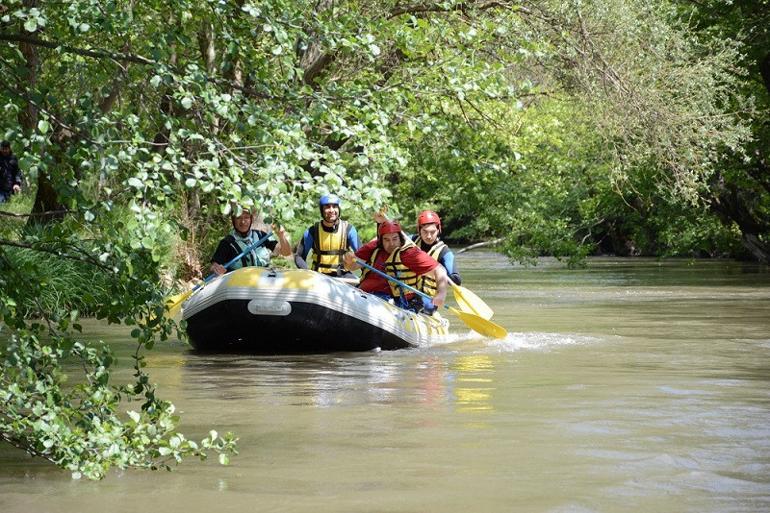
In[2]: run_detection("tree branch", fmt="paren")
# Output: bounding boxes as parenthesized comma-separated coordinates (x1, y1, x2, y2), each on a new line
(0, 32, 157, 65)
(0, 239, 114, 272)
(456, 237, 504, 253)
(0, 209, 70, 218)
(388, 1, 517, 19)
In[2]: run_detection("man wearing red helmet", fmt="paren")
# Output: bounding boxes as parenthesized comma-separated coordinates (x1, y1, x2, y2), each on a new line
(343, 220, 448, 312)
(413, 210, 462, 296)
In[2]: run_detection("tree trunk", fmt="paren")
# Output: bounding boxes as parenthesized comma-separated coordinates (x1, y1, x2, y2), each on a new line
(710, 178, 770, 262)
(759, 51, 770, 97)
(298, 0, 336, 87)
(742, 234, 770, 264)
(19, 0, 65, 225)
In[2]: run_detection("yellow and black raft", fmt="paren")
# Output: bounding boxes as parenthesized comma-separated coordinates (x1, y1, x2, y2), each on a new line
(181, 267, 450, 353)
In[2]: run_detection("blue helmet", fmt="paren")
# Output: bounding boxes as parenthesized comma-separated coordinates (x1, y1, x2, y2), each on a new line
(319, 194, 342, 217)
(319, 194, 341, 208)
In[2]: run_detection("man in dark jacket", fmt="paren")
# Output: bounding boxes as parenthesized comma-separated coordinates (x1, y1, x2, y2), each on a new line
(210, 206, 292, 275)
(0, 140, 23, 203)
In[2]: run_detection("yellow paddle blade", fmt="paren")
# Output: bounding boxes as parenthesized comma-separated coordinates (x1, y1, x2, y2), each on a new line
(450, 281, 494, 320)
(164, 289, 193, 318)
(448, 306, 507, 339)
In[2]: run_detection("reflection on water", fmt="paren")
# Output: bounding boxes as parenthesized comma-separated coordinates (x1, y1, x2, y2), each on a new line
(1, 256, 770, 513)
(177, 351, 503, 415)
(453, 355, 495, 413)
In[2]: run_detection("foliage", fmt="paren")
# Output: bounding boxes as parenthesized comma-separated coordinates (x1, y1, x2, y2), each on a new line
(0, 331, 237, 480)
(382, 0, 758, 263)
(0, 213, 237, 479)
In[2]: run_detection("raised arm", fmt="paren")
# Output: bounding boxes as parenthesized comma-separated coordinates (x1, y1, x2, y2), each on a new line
(273, 225, 293, 257)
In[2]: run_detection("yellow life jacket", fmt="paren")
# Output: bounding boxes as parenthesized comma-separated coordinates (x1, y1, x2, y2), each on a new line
(361, 240, 419, 297)
(311, 220, 349, 275)
(415, 240, 447, 297)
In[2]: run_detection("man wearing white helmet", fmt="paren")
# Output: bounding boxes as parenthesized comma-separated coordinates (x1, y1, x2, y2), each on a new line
(294, 194, 361, 280)
(210, 205, 291, 275)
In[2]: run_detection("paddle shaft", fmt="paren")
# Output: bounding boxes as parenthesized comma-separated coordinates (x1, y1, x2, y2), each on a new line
(370, 212, 490, 317)
(355, 258, 434, 303)
(355, 258, 508, 339)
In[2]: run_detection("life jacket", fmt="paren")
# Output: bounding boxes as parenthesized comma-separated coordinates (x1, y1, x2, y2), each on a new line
(226, 229, 272, 269)
(311, 220, 350, 275)
(412, 238, 447, 297)
(361, 239, 418, 298)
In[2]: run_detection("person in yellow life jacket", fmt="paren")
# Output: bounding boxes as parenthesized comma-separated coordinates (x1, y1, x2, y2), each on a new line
(210, 206, 292, 275)
(343, 220, 448, 314)
(412, 210, 462, 298)
(294, 194, 361, 280)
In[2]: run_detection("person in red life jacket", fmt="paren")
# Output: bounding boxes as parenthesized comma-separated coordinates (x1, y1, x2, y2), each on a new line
(210, 206, 292, 275)
(294, 194, 361, 280)
(343, 220, 448, 314)
(412, 210, 461, 293)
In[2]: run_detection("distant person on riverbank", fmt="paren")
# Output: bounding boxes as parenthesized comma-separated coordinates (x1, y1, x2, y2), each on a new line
(210, 206, 292, 275)
(294, 193, 361, 280)
(0, 140, 23, 203)
(343, 220, 448, 314)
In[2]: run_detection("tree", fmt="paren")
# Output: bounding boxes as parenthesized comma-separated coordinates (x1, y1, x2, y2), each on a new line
(382, 0, 757, 262)
(676, 0, 770, 262)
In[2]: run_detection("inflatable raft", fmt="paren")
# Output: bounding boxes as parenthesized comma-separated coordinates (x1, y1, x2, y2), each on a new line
(182, 267, 450, 353)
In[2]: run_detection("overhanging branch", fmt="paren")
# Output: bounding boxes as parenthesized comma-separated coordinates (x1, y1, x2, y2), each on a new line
(0, 239, 114, 272)
(388, 1, 520, 19)
(0, 209, 70, 218)
(0, 32, 157, 66)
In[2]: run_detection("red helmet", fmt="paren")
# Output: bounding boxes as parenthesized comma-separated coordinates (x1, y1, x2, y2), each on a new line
(378, 220, 403, 237)
(417, 210, 441, 232)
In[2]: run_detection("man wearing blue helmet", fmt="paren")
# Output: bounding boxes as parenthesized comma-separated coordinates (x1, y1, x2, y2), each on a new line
(294, 194, 361, 280)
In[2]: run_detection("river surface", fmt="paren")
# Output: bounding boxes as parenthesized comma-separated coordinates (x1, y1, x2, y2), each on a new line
(2, 255, 770, 513)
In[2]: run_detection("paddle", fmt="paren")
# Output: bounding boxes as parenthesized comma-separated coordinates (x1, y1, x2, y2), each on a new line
(165, 230, 273, 317)
(449, 281, 494, 320)
(354, 258, 507, 339)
